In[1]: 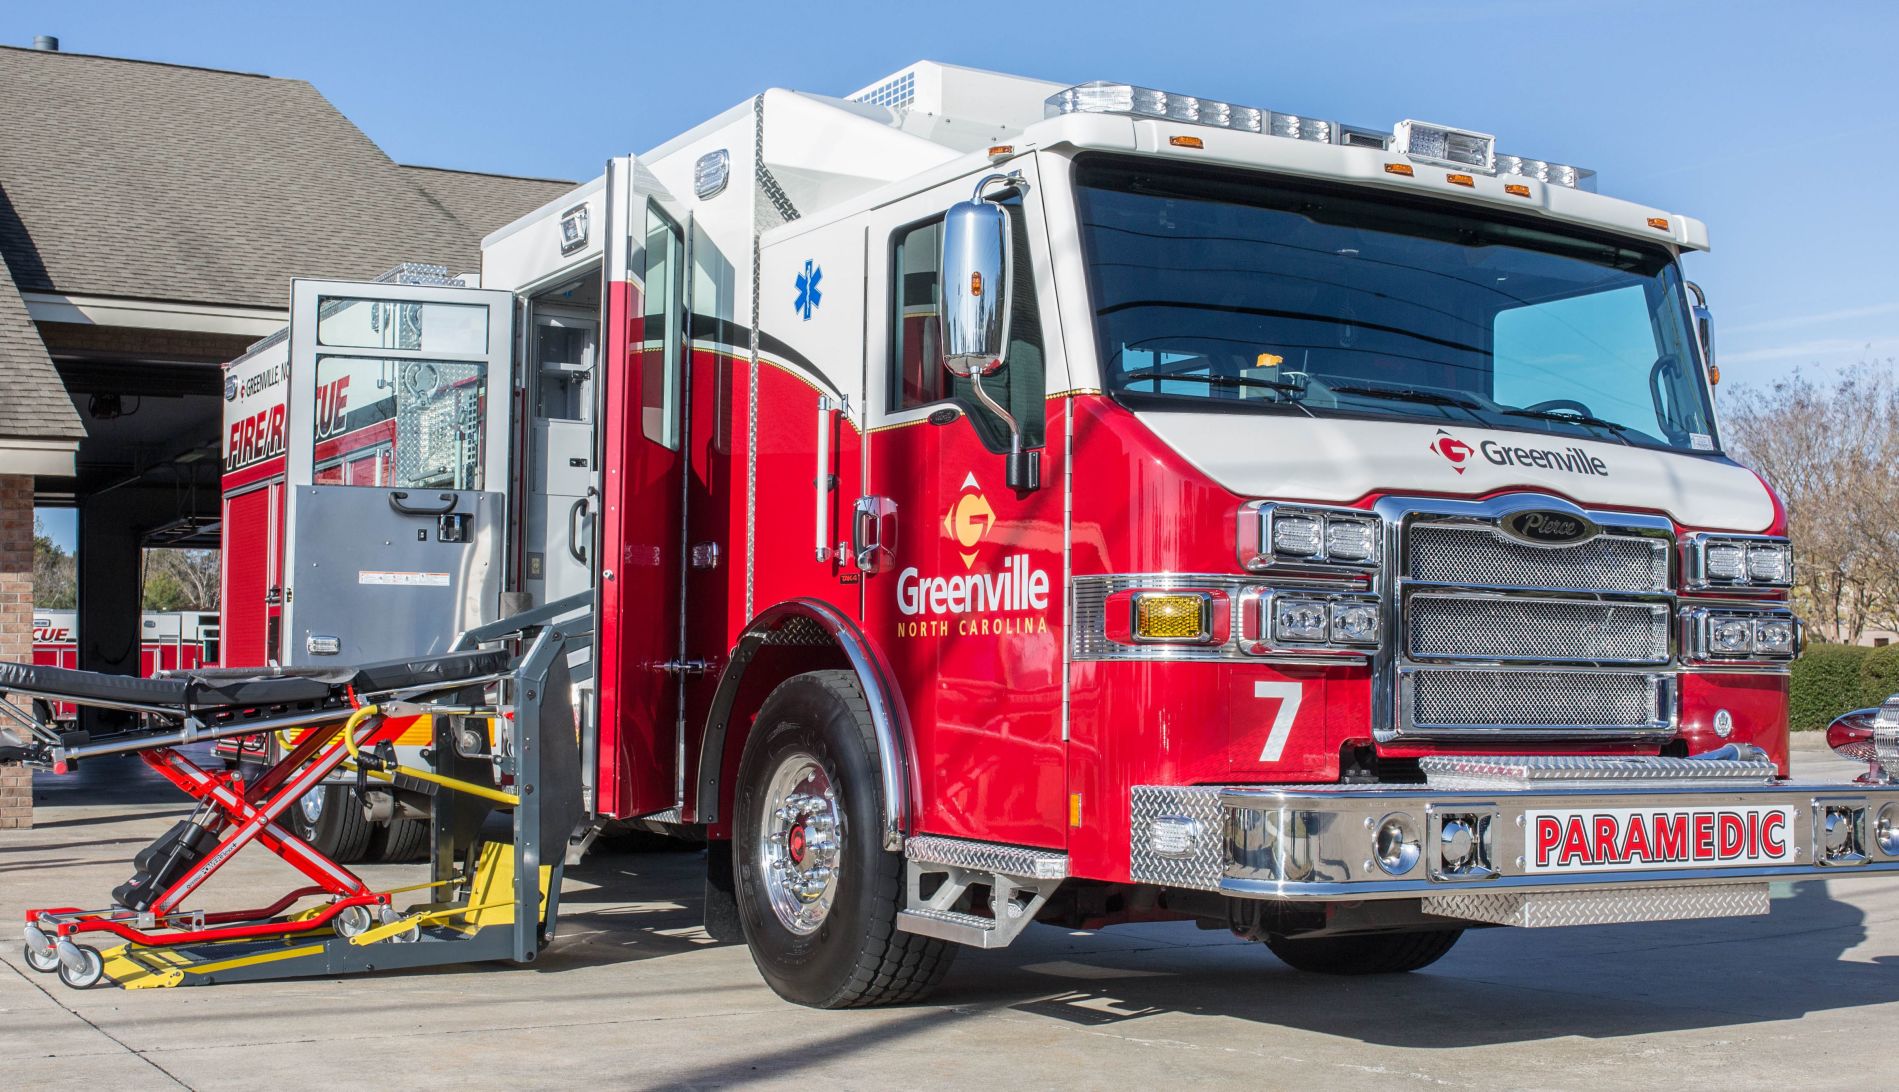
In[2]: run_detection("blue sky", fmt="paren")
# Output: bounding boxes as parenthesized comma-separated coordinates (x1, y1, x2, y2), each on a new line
(20, 1, 1899, 548)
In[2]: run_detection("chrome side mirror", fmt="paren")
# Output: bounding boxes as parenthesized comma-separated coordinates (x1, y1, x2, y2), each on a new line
(1686, 280, 1715, 376)
(940, 190, 1010, 379)
(938, 173, 1039, 491)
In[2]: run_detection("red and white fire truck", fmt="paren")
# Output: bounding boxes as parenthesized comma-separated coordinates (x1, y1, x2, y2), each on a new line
(32, 611, 220, 723)
(212, 62, 1899, 1007)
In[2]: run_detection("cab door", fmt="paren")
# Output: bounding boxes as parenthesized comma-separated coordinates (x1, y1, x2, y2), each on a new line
(594, 157, 692, 819)
(859, 159, 1071, 848)
(282, 280, 515, 664)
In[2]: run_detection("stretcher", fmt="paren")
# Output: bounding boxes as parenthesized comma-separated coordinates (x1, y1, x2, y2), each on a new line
(0, 594, 589, 990)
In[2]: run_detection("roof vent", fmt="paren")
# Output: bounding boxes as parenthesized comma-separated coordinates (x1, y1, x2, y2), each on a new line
(32, 35, 59, 51)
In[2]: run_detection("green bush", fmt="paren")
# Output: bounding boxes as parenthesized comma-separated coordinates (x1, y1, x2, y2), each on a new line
(1789, 643, 1875, 731)
(1857, 644, 1899, 709)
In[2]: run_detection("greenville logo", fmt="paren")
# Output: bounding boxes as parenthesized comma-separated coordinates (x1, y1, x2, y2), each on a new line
(941, 473, 995, 569)
(895, 474, 1051, 638)
(1430, 428, 1610, 478)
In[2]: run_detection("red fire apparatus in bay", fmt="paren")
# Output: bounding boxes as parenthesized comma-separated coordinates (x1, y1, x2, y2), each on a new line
(32, 611, 220, 725)
(209, 62, 1899, 1008)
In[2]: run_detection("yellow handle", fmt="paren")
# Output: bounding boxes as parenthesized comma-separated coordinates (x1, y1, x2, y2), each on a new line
(333, 704, 520, 807)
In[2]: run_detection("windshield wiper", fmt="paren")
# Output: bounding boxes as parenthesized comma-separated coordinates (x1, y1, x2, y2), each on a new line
(1331, 385, 1484, 411)
(1500, 407, 1635, 446)
(1122, 370, 1306, 397)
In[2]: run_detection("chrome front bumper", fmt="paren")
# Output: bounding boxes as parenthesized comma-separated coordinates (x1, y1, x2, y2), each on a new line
(1132, 768, 1899, 908)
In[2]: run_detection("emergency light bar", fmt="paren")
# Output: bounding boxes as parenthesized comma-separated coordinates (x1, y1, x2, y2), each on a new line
(1045, 81, 1597, 190)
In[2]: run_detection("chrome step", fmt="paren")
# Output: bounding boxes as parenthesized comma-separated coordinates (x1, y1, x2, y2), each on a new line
(897, 907, 1011, 948)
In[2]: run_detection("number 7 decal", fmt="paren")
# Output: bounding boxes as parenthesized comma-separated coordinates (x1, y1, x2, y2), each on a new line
(1254, 681, 1303, 763)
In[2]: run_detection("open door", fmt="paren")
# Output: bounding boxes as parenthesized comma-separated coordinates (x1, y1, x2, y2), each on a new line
(594, 156, 691, 819)
(282, 280, 516, 665)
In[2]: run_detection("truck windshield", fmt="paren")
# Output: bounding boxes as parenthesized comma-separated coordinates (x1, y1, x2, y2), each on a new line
(1075, 157, 1718, 453)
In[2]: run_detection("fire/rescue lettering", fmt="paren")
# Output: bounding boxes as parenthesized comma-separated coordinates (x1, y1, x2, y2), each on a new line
(225, 404, 287, 471)
(315, 376, 351, 438)
(1529, 808, 1791, 871)
(895, 555, 1050, 617)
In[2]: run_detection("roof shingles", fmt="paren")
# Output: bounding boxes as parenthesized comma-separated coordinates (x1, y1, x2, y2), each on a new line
(0, 249, 85, 442)
(0, 46, 570, 311)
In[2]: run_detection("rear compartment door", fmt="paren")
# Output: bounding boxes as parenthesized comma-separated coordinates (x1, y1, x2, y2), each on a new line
(281, 279, 516, 665)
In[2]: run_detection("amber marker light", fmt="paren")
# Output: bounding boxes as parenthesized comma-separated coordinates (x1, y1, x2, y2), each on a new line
(1169, 134, 1205, 149)
(987, 144, 1014, 157)
(1446, 173, 1475, 187)
(1505, 183, 1531, 197)
(1131, 591, 1214, 643)
(1648, 217, 1671, 230)
(1384, 163, 1414, 176)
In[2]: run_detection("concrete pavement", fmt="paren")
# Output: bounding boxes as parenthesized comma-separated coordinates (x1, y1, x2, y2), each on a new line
(4, 737, 1898, 1091)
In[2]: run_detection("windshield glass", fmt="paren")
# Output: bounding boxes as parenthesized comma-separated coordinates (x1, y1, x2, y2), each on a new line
(1075, 157, 1717, 453)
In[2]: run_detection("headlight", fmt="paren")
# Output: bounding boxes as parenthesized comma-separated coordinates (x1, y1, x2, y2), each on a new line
(1686, 607, 1800, 662)
(1747, 543, 1791, 584)
(1273, 599, 1331, 642)
(1263, 594, 1381, 650)
(1242, 503, 1382, 570)
(1331, 602, 1380, 645)
(1271, 514, 1323, 558)
(1686, 534, 1793, 589)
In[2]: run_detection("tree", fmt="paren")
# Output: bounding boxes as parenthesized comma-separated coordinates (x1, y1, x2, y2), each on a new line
(33, 518, 76, 608)
(1721, 364, 1899, 643)
(141, 550, 221, 611)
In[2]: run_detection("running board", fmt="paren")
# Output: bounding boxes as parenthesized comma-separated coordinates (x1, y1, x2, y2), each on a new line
(1425, 882, 1771, 928)
(897, 836, 1067, 950)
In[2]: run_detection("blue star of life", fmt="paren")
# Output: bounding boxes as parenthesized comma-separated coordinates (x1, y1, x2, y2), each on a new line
(794, 260, 823, 320)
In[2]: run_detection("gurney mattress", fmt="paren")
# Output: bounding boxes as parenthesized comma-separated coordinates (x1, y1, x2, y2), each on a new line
(0, 649, 508, 714)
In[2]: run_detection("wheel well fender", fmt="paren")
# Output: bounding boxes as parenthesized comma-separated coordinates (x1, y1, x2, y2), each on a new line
(694, 599, 912, 851)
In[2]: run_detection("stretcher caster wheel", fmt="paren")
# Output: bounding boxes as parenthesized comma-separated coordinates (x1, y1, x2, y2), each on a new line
(24, 936, 59, 973)
(335, 905, 375, 938)
(56, 944, 104, 990)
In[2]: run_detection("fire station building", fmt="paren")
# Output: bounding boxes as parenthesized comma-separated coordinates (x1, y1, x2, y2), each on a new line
(0, 38, 571, 826)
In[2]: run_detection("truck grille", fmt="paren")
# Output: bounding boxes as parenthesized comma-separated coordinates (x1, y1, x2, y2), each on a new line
(1409, 670, 1668, 731)
(1388, 509, 1677, 741)
(1406, 522, 1668, 593)
(1406, 594, 1670, 665)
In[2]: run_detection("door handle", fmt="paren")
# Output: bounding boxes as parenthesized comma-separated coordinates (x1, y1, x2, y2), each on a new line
(568, 497, 590, 565)
(388, 491, 458, 516)
(853, 496, 898, 574)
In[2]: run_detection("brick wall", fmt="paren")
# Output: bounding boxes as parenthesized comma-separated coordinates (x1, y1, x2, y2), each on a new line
(0, 475, 33, 828)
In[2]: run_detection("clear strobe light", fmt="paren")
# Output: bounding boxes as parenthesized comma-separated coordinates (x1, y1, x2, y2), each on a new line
(1393, 120, 1495, 172)
(1045, 82, 1323, 143)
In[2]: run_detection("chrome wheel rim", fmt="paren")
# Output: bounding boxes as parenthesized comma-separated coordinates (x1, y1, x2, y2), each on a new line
(299, 785, 325, 826)
(757, 751, 842, 936)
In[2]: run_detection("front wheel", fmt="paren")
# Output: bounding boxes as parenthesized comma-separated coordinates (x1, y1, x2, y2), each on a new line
(1264, 928, 1464, 975)
(733, 671, 956, 1008)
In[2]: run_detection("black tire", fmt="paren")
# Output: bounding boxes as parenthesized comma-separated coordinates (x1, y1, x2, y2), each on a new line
(1264, 929, 1464, 975)
(372, 816, 430, 862)
(733, 670, 956, 1008)
(289, 784, 376, 864)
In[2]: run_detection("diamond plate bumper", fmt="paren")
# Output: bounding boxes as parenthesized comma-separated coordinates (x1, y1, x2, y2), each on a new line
(1131, 775, 1899, 913)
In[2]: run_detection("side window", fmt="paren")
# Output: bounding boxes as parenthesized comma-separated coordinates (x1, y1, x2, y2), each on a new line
(640, 206, 685, 449)
(887, 198, 1045, 452)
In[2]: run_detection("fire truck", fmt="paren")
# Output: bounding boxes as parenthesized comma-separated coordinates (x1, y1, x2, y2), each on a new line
(32, 611, 220, 724)
(166, 60, 1899, 1005)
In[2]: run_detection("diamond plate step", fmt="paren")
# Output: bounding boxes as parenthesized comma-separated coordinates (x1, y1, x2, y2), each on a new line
(897, 907, 1012, 948)
(1424, 882, 1771, 928)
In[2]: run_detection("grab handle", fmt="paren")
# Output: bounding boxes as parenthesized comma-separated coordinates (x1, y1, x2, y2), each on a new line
(388, 491, 458, 516)
(567, 497, 590, 565)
